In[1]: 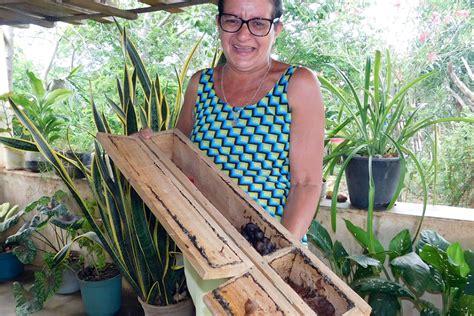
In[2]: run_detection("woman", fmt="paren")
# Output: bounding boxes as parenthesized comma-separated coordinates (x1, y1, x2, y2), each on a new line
(177, 0, 324, 241)
(143, 0, 324, 312)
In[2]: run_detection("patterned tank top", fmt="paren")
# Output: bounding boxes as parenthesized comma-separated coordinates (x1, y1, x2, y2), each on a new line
(191, 66, 296, 220)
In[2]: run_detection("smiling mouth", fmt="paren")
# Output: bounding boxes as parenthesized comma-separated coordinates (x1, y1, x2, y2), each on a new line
(233, 44, 255, 52)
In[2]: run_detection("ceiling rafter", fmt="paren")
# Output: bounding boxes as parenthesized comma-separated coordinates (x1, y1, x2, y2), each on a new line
(0, 0, 216, 27)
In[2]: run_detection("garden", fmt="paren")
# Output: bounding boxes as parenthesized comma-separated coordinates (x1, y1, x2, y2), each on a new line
(0, 0, 473, 315)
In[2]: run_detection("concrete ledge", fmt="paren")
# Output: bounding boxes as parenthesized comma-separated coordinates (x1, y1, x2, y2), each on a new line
(0, 168, 93, 211)
(317, 198, 474, 253)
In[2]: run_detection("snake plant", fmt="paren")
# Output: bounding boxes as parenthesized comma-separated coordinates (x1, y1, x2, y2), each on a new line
(6, 24, 201, 307)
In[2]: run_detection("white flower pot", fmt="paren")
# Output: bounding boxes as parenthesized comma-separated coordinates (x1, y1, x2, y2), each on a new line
(4, 146, 24, 170)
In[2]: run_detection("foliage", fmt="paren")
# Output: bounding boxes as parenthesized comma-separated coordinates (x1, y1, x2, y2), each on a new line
(9, 24, 202, 306)
(2, 191, 83, 315)
(0, 202, 21, 251)
(308, 221, 474, 315)
(319, 50, 474, 258)
(7, 71, 71, 144)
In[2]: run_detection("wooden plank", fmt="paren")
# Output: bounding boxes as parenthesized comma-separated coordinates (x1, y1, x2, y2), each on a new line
(0, 7, 54, 27)
(96, 133, 251, 280)
(4, 3, 82, 24)
(0, 0, 26, 4)
(204, 268, 301, 315)
(61, 0, 137, 20)
(52, 0, 211, 23)
(140, 0, 185, 13)
(22, 0, 112, 24)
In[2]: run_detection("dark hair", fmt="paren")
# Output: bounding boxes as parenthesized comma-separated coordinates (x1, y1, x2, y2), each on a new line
(218, 0, 283, 19)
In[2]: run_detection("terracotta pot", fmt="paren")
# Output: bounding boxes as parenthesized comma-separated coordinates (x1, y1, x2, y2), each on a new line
(138, 297, 194, 316)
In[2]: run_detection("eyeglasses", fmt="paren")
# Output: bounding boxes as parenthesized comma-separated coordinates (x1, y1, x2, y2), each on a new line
(218, 13, 280, 37)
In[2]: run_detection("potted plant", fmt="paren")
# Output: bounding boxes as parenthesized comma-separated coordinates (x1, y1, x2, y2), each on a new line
(308, 220, 474, 315)
(0, 94, 28, 170)
(54, 232, 122, 316)
(6, 191, 84, 315)
(9, 25, 200, 315)
(0, 202, 24, 281)
(8, 70, 71, 172)
(319, 50, 474, 249)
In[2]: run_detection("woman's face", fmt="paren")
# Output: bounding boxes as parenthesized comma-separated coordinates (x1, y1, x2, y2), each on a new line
(217, 0, 282, 72)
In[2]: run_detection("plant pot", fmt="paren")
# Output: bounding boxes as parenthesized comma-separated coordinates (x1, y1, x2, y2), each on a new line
(24, 151, 51, 173)
(59, 151, 92, 179)
(0, 251, 24, 281)
(77, 271, 122, 316)
(3, 146, 24, 170)
(57, 267, 80, 294)
(138, 297, 194, 316)
(345, 155, 401, 209)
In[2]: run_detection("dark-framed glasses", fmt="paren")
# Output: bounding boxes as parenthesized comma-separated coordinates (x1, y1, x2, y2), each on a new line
(218, 13, 280, 37)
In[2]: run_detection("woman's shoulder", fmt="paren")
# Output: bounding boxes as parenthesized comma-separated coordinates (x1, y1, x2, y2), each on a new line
(287, 65, 323, 110)
(290, 65, 318, 83)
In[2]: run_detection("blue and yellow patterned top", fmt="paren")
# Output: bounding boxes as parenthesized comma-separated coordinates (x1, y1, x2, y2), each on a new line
(191, 66, 296, 221)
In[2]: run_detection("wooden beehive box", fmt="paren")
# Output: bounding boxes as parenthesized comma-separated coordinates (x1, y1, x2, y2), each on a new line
(97, 130, 371, 315)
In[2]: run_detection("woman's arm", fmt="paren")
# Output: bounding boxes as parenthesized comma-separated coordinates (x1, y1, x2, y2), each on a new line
(175, 71, 201, 137)
(281, 67, 325, 240)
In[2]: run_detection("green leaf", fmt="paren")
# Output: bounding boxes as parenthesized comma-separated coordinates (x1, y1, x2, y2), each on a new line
(353, 265, 377, 281)
(0, 137, 38, 152)
(12, 239, 36, 264)
(453, 295, 474, 315)
(415, 230, 450, 253)
(389, 229, 412, 261)
(13, 281, 43, 316)
(348, 254, 381, 268)
(344, 219, 386, 264)
(419, 244, 467, 289)
(0, 209, 24, 233)
(368, 293, 400, 316)
(425, 265, 444, 293)
(447, 242, 470, 278)
(26, 70, 45, 98)
(464, 250, 474, 295)
(419, 244, 447, 274)
(333, 241, 351, 277)
(391, 252, 431, 295)
(307, 220, 333, 256)
(418, 299, 441, 316)
(351, 277, 415, 299)
(43, 89, 72, 107)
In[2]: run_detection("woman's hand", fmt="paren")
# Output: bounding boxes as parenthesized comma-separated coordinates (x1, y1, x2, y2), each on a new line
(130, 127, 154, 139)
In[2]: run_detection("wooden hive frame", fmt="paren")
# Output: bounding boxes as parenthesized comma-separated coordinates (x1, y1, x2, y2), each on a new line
(97, 129, 371, 315)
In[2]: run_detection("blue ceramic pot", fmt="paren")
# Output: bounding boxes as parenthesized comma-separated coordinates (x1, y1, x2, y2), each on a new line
(78, 273, 122, 316)
(0, 251, 24, 281)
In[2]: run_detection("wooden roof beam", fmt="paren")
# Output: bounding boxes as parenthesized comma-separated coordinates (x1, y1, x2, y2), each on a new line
(0, 7, 55, 27)
(5, 2, 83, 24)
(61, 0, 138, 20)
(0, 1, 27, 4)
(50, 0, 213, 23)
(28, 1, 113, 24)
(140, 0, 185, 13)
